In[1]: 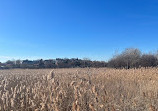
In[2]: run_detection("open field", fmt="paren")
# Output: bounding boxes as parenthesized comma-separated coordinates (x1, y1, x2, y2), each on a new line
(0, 68, 158, 111)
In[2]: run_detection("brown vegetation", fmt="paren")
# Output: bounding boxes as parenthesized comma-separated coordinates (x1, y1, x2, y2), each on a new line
(0, 68, 158, 111)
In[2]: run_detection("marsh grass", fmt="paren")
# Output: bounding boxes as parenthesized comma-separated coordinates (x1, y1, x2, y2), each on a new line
(0, 68, 158, 111)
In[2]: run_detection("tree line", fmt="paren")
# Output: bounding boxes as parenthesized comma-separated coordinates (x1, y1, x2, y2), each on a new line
(0, 48, 158, 69)
(108, 48, 158, 68)
(0, 58, 107, 69)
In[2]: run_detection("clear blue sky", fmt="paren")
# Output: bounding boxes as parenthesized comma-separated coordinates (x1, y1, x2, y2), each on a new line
(0, 0, 158, 62)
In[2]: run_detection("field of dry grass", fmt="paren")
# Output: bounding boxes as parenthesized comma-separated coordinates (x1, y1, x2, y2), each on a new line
(0, 68, 158, 111)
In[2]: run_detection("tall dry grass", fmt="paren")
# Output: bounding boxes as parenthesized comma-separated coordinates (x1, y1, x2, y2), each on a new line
(0, 68, 158, 111)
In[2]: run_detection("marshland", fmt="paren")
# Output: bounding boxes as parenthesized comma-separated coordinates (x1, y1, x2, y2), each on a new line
(0, 68, 158, 111)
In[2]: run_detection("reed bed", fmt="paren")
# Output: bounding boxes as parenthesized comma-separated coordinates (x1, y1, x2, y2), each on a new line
(0, 68, 158, 111)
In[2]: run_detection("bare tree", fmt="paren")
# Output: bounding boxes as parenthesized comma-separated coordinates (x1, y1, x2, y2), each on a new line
(108, 48, 141, 68)
(140, 54, 157, 67)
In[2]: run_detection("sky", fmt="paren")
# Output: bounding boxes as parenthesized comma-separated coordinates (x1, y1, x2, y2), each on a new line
(0, 0, 158, 62)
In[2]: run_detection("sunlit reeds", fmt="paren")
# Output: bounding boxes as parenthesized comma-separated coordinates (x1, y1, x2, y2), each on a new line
(0, 68, 157, 111)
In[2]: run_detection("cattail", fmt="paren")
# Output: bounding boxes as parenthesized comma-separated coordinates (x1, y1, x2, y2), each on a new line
(1, 93, 6, 104)
(13, 93, 17, 98)
(3, 105, 7, 111)
(92, 86, 96, 94)
(50, 70, 54, 79)
(48, 70, 54, 80)
(10, 98, 15, 107)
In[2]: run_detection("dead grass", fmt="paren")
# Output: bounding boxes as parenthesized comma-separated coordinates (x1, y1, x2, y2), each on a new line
(0, 68, 158, 111)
